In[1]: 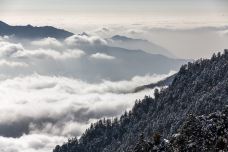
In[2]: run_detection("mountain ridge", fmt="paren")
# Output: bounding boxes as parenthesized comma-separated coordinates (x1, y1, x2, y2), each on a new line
(134, 74, 176, 93)
(0, 21, 74, 39)
(111, 35, 146, 42)
(53, 49, 228, 152)
(73, 43, 188, 81)
(132, 106, 228, 151)
(109, 35, 176, 58)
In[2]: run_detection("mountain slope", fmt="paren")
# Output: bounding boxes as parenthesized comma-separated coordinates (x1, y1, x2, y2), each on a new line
(53, 49, 228, 152)
(169, 106, 228, 151)
(0, 30, 188, 82)
(132, 106, 228, 152)
(108, 35, 176, 58)
(134, 74, 176, 92)
(70, 42, 188, 81)
(0, 21, 73, 39)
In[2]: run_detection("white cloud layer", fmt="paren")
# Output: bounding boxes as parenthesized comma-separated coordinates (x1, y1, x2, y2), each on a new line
(90, 53, 115, 60)
(0, 134, 66, 152)
(0, 60, 28, 68)
(65, 35, 107, 46)
(31, 37, 62, 48)
(0, 40, 85, 61)
(0, 31, 180, 152)
(0, 71, 173, 152)
(0, 42, 24, 58)
(17, 49, 85, 60)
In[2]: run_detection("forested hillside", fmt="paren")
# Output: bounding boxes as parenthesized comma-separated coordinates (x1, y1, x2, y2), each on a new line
(54, 49, 228, 152)
(133, 106, 228, 152)
(134, 74, 176, 92)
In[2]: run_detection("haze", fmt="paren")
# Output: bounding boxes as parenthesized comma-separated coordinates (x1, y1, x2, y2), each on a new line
(0, 1, 228, 151)
(1, 0, 228, 58)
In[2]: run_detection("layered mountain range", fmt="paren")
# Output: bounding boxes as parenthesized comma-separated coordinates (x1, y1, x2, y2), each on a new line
(109, 35, 175, 58)
(0, 21, 188, 81)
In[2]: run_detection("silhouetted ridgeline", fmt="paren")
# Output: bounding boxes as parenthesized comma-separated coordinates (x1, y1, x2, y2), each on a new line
(134, 74, 176, 93)
(0, 21, 73, 39)
(53, 49, 228, 152)
(110, 35, 175, 58)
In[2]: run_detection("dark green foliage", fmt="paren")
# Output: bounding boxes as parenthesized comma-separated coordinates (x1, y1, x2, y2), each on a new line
(170, 106, 228, 151)
(53, 50, 228, 152)
(154, 89, 160, 100)
(133, 106, 228, 151)
(133, 133, 171, 152)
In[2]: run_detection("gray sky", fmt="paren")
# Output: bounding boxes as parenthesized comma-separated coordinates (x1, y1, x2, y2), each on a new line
(0, 0, 228, 27)
(0, 2, 227, 151)
(0, 0, 228, 59)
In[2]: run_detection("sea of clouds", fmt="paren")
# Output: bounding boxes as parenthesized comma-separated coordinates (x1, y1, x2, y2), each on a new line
(92, 24, 228, 59)
(1, 24, 228, 151)
(2, 23, 228, 151)
(0, 35, 175, 152)
(0, 73, 174, 152)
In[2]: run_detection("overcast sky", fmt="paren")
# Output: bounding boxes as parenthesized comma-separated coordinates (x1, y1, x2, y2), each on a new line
(1, 0, 228, 28)
(0, 0, 228, 59)
(0, 1, 227, 151)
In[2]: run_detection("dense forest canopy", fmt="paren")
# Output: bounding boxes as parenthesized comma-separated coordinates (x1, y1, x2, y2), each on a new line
(54, 49, 228, 152)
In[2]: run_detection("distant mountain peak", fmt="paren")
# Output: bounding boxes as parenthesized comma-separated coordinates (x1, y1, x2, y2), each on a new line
(0, 21, 74, 39)
(0, 21, 9, 26)
(110, 34, 176, 58)
(78, 32, 89, 37)
(111, 35, 137, 41)
(111, 35, 148, 42)
(26, 24, 33, 27)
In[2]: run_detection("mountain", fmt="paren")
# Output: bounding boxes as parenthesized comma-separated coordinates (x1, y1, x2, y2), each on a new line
(132, 106, 228, 152)
(0, 21, 73, 39)
(0, 22, 188, 82)
(0, 28, 189, 82)
(169, 106, 228, 151)
(134, 74, 176, 93)
(53, 49, 228, 152)
(73, 44, 188, 81)
(111, 35, 137, 41)
(108, 35, 176, 58)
